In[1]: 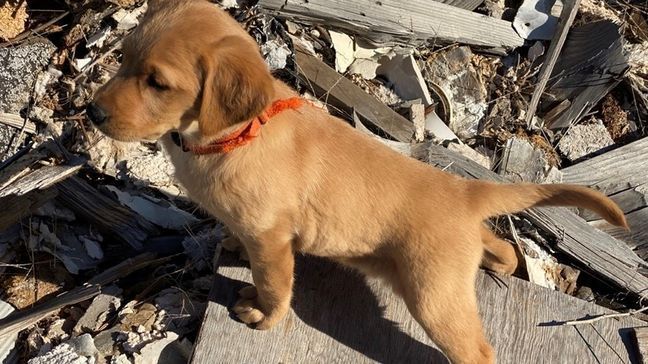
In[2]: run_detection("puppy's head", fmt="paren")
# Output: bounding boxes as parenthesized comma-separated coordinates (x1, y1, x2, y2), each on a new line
(88, 0, 274, 142)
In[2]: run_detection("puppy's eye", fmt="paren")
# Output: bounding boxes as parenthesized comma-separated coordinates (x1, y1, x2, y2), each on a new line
(147, 74, 168, 90)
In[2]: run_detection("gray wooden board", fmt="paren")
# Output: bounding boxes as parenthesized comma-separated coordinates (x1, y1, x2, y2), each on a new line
(0, 164, 82, 230)
(525, 0, 581, 126)
(295, 49, 415, 143)
(412, 143, 648, 298)
(562, 137, 648, 259)
(259, 0, 524, 51)
(192, 251, 644, 363)
(633, 327, 648, 363)
(562, 137, 648, 193)
(544, 21, 628, 129)
(56, 177, 157, 251)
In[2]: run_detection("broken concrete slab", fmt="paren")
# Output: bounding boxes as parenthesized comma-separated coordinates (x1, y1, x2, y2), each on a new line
(423, 46, 488, 140)
(133, 332, 191, 364)
(557, 118, 614, 161)
(260, 39, 292, 71)
(73, 286, 122, 335)
(0, 38, 56, 114)
(27, 340, 95, 364)
(66, 334, 98, 358)
(93, 326, 121, 358)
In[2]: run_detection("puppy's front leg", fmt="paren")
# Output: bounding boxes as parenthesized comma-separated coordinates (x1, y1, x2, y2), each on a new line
(233, 233, 294, 330)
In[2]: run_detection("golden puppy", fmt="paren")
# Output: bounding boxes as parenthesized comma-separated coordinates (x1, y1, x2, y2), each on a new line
(88, 1, 627, 362)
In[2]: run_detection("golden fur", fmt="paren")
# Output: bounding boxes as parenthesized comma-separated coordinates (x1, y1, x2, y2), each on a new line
(89, 1, 628, 362)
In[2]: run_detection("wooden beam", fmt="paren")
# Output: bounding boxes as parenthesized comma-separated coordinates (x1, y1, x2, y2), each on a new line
(295, 52, 648, 298)
(56, 177, 158, 251)
(295, 49, 414, 142)
(259, 0, 524, 51)
(0, 164, 82, 230)
(525, 0, 581, 126)
(562, 137, 648, 190)
(562, 137, 648, 259)
(0, 113, 37, 134)
(191, 251, 642, 363)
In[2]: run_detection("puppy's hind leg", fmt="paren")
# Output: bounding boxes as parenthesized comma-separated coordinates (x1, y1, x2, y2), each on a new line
(397, 236, 495, 364)
(480, 225, 519, 276)
(221, 235, 249, 261)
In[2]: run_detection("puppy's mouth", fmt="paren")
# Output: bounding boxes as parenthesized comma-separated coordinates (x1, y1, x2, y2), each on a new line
(94, 123, 163, 143)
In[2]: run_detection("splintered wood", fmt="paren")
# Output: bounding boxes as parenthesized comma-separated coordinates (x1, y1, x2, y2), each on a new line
(563, 137, 648, 260)
(259, 0, 524, 51)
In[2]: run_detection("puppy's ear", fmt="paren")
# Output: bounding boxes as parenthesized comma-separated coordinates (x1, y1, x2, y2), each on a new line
(198, 36, 274, 138)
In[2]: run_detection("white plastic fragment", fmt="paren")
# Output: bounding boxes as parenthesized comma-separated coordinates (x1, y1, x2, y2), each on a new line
(376, 53, 433, 106)
(513, 0, 559, 40)
(329, 31, 355, 73)
(425, 111, 460, 142)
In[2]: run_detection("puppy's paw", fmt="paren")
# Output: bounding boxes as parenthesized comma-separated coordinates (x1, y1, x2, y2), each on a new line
(232, 286, 282, 330)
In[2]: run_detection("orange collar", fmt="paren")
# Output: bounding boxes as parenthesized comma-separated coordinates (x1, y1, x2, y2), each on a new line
(172, 97, 304, 155)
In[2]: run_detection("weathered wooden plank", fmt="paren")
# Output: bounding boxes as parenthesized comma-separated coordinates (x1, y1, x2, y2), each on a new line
(562, 137, 648, 191)
(544, 21, 628, 129)
(525, 0, 581, 126)
(563, 137, 648, 259)
(633, 327, 648, 363)
(0, 113, 37, 134)
(192, 251, 642, 363)
(413, 142, 648, 298)
(0, 164, 82, 230)
(438, 0, 484, 11)
(295, 49, 414, 142)
(56, 177, 157, 251)
(294, 51, 648, 298)
(259, 0, 524, 51)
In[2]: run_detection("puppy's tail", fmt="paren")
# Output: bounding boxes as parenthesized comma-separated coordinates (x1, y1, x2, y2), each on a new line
(469, 181, 628, 228)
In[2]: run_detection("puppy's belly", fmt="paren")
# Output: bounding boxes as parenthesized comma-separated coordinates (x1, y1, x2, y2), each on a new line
(295, 217, 382, 258)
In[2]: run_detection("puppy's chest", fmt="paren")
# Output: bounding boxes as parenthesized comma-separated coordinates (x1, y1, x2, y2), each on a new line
(163, 143, 268, 227)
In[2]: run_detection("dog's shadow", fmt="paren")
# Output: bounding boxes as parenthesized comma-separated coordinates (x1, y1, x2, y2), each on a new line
(213, 252, 449, 363)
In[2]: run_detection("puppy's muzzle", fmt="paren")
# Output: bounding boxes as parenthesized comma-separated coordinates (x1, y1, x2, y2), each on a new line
(86, 102, 109, 125)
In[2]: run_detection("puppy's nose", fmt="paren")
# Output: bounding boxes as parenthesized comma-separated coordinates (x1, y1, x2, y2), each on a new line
(86, 102, 108, 125)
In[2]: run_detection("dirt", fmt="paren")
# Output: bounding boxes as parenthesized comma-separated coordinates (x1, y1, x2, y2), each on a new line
(1, 261, 71, 309)
(601, 94, 631, 141)
(0, 1, 28, 41)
